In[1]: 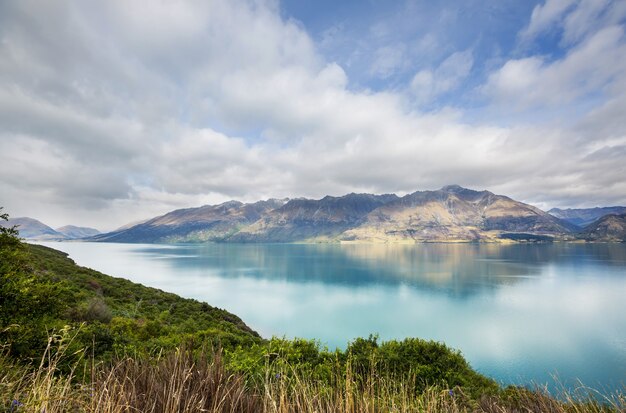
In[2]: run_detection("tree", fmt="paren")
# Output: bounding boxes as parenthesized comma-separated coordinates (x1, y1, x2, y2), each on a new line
(0, 207, 27, 326)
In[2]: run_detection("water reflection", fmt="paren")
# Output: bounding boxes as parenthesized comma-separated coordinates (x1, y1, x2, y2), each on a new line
(135, 243, 626, 297)
(39, 242, 626, 392)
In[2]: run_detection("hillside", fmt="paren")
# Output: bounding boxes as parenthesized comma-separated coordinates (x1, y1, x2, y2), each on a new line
(230, 193, 398, 242)
(0, 241, 260, 360)
(1, 217, 67, 240)
(549, 206, 626, 227)
(341, 185, 576, 242)
(91, 199, 287, 243)
(579, 213, 626, 242)
(0, 218, 101, 241)
(56, 225, 100, 238)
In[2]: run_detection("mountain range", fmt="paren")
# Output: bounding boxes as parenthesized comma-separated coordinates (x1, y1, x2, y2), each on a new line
(1, 217, 100, 241)
(6, 186, 625, 243)
(548, 206, 626, 227)
(89, 185, 625, 243)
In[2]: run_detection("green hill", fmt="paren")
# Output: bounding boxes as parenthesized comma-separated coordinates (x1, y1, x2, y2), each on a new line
(1, 236, 261, 360)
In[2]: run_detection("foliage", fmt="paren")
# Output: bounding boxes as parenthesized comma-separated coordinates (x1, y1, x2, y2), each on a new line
(0, 208, 261, 363)
(227, 335, 499, 400)
(1, 339, 623, 413)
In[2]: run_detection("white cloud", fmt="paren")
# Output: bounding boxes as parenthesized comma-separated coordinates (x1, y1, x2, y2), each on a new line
(369, 44, 407, 79)
(519, 0, 626, 46)
(561, 0, 626, 45)
(0, 0, 625, 229)
(484, 25, 626, 109)
(519, 0, 577, 42)
(410, 50, 474, 104)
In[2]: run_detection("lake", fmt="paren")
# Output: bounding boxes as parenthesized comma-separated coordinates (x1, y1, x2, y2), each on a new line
(39, 241, 626, 392)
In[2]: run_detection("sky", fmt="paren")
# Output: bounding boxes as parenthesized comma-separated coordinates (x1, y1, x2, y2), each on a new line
(1, 0, 625, 231)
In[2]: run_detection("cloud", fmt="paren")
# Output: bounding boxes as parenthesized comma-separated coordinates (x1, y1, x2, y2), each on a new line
(0, 0, 625, 229)
(410, 50, 474, 104)
(369, 44, 407, 79)
(560, 0, 626, 45)
(519, 0, 626, 46)
(484, 25, 626, 109)
(519, 0, 577, 42)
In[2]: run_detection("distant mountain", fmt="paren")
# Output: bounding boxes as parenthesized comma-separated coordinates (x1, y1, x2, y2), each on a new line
(56, 225, 100, 239)
(340, 185, 576, 242)
(92, 185, 621, 244)
(579, 213, 626, 242)
(91, 199, 288, 243)
(549, 206, 626, 227)
(230, 193, 398, 242)
(2, 217, 67, 240)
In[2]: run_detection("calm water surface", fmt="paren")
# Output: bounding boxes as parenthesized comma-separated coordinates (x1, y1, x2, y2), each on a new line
(40, 242, 626, 391)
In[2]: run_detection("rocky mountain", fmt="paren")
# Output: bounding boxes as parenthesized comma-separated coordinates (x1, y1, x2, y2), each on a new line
(229, 193, 398, 242)
(2, 217, 66, 240)
(91, 185, 615, 244)
(90, 199, 288, 243)
(340, 185, 576, 242)
(549, 206, 626, 227)
(579, 213, 626, 242)
(56, 225, 100, 239)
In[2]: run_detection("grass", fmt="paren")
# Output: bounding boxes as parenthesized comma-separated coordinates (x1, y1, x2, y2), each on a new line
(1, 332, 623, 413)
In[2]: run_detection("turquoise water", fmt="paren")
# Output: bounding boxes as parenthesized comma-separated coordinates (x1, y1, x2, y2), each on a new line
(40, 241, 626, 391)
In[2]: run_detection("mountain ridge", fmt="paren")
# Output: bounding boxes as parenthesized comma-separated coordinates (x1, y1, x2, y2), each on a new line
(339, 186, 577, 243)
(229, 193, 399, 242)
(0, 218, 101, 241)
(90, 198, 289, 243)
(2, 217, 66, 240)
(549, 206, 626, 227)
(9, 186, 625, 243)
(88, 185, 624, 243)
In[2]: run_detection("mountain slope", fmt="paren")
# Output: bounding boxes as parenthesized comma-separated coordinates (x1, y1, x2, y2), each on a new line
(1, 217, 67, 240)
(579, 213, 626, 242)
(341, 185, 576, 242)
(549, 206, 626, 227)
(92, 199, 288, 243)
(229, 193, 398, 242)
(90, 186, 602, 244)
(56, 225, 100, 239)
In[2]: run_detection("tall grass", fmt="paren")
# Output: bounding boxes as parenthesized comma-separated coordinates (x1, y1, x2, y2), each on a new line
(1, 337, 624, 413)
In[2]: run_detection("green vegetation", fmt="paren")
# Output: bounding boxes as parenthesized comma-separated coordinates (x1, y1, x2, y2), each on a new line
(1, 209, 624, 412)
(0, 208, 260, 363)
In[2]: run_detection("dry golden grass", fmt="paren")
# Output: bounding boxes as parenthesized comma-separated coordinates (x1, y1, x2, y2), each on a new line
(1, 335, 624, 413)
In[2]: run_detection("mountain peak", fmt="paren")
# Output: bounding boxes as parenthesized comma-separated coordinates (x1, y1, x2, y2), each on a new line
(217, 200, 244, 208)
(438, 185, 492, 199)
(440, 184, 465, 192)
